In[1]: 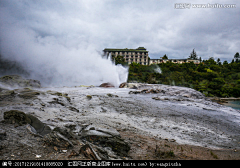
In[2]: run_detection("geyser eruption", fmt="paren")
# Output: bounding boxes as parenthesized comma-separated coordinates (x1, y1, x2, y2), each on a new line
(0, 1, 129, 87)
(0, 27, 129, 87)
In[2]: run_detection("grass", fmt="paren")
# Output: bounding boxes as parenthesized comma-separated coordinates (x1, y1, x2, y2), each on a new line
(155, 145, 175, 158)
(210, 151, 219, 159)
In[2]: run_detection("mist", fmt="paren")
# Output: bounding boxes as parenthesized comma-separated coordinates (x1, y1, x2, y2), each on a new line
(0, 1, 128, 87)
(0, 25, 128, 87)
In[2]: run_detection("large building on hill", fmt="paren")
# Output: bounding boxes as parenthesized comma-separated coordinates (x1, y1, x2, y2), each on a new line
(103, 47, 200, 65)
(103, 47, 149, 65)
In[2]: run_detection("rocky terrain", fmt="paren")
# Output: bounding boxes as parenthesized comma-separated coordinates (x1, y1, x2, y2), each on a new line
(0, 75, 240, 160)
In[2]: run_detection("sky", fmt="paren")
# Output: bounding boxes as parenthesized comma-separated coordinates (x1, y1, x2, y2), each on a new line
(0, 0, 239, 85)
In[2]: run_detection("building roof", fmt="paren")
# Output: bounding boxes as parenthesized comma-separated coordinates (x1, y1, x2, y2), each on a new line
(103, 47, 148, 53)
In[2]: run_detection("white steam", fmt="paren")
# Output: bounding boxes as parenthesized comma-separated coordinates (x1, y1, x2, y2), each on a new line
(154, 65, 162, 74)
(0, 2, 128, 87)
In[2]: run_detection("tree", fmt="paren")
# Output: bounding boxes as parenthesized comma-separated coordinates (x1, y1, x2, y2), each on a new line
(114, 55, 127, 66)
(189, 49, 198, 60)
(223, 60, 228, 65)
(234, 52, 239, 63)
(217, 58, 221, 65)
(162, 54, 168, 59)
(234, 52, 239, 59)
(204, 57, 216, 66)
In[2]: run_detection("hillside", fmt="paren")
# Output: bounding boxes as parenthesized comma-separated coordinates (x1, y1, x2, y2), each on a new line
(128, 59, 240, 97)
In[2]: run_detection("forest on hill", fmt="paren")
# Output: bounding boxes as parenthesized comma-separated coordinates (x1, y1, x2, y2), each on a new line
(126, 53, 240, 98)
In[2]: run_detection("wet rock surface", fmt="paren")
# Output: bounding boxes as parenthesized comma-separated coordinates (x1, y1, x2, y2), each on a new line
(127, 83, 205, 100)
(0, 75, 41, 88)
(3, 110, 51, 136)
(0, 78, 240, 160)
(99, 82, 115, 88)
(0, 128, 6, 140)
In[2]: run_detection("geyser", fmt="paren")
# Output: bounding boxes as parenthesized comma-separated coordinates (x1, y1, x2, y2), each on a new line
(0, 1, 128, 87)
(0, 30, 129, 87)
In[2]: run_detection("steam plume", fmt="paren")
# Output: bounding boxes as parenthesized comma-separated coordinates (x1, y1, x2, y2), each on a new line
(0, 1, 128, 87)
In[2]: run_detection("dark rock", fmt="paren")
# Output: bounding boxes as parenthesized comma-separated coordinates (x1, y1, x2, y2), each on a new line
(18, 89, 40, 99)
(107, 93, 113, 97)
(68, 106, 79, 112)
(129, 90, 141, 94)
(4, 110, 31, 126)
(86, 95, 92, 100)
(43, 131, 73, 148)
(53, 126, 78, 140)
(119, 82, 127, 88)
(3, 110, 51, 136)
(0, 129, 7, 140)
(99, 83, 115, 88)
(119, 83, 139, 89)
(104, 137, 130, 156)
(107, 93, 118, 97)
(80, 125, 129, 156)
(48, 98, 66, 106)
(81, 125, 120, 138)
(26, 114, 51, 136)
(0, 90, 16, 101)
(129, 88, 164, 95)
(47, 91, 71, 102)
(152, 97, 161, 100)
(0, 75, 41, 88)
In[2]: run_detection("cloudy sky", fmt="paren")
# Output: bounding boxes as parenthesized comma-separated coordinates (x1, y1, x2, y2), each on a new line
(1, 0, 239, 61)
(0, 0, 239, 85)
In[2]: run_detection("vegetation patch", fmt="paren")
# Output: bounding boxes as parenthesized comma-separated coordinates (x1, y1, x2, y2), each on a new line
(127, 54, 240, 98)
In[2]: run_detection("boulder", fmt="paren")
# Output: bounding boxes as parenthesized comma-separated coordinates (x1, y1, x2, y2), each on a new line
(27, 114, 51, 136)
(0, 75, 41, 88)
(120, 83, 138, 89)
(3, 110, 31, 126)
(119, 82, 127, 88)
(99, 83, 115, 88)
(3, 110, 51, 136)
(80, 125, 130, 156)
